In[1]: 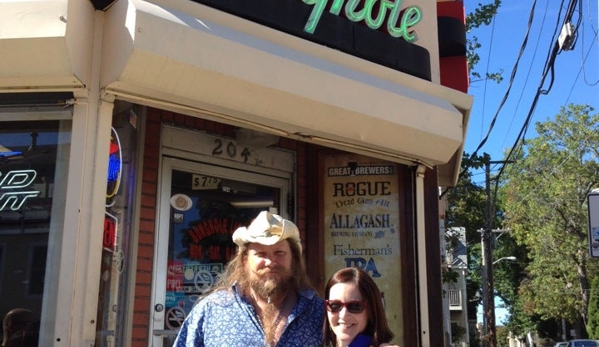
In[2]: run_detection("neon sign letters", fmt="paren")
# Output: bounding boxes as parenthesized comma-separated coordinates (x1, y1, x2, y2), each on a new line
(0, 170, 41, 211)
(302, 0, 422, 42)
(106, 127, 122, 207)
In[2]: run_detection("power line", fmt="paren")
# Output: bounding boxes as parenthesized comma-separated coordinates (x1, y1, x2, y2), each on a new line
(498, 0, 551, 154)
(469, 0, 539, 162)
(478, 10, 498, 147)
(446, 0, 542, 196)
(445, 0, 592, 198)
(573, 0, 599, 88)
(494, 0, 580, 185)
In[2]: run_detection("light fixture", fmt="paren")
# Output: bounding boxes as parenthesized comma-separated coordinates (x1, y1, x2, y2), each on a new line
(492, 256, 516, 265)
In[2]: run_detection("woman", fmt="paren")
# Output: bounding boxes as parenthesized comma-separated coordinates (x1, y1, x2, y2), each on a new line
(323, 267, 398, 347)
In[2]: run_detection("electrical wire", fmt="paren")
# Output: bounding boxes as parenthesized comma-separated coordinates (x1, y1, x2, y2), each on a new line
(564, 28, 599, 104)
(443, 0, 590, 199)
(497, 0, 551, 154)
(443, 0, 541, 197)
(484, 0, 584, 214)
(477, 11, 498, 147)
(495, 0, 583, 184)
(578, 0, 599, 87)
(468, 0, 538, 163)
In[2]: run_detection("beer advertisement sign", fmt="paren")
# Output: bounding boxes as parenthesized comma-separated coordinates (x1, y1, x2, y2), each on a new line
(323, 154, 402, 333)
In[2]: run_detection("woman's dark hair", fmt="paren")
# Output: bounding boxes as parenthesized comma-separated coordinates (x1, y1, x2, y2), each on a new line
(323, 267, 394, 347)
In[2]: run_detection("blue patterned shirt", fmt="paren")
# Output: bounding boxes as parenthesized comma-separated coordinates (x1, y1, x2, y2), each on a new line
(173, 285, 325, 347)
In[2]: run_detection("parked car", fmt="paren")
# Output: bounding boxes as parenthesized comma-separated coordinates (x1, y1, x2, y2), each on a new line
(554, 342, 568, 347)
(566, 340, 599, 347)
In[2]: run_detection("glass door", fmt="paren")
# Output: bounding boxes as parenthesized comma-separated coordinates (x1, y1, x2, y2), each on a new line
(151, 157, 290, 346)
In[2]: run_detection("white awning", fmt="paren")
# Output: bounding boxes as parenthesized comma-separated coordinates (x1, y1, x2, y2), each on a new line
(105, 1, 472, 185)
(0, 0, 472, 186)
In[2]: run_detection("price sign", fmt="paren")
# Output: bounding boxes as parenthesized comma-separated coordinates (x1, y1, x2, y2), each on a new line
(192, 174, 221, 190)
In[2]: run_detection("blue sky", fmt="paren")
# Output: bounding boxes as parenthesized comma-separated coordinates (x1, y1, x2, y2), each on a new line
(464, 0, 598, 186)
(463, 0, 598, 324)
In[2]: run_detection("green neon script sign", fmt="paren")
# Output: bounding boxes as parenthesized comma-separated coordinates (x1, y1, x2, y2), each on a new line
(303, 0, 422, 42)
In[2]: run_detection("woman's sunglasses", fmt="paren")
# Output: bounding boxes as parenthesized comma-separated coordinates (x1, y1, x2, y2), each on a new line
(325, 300, 366, 314)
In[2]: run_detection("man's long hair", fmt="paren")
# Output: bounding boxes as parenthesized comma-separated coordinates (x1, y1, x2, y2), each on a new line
(208, 239, 314, 296)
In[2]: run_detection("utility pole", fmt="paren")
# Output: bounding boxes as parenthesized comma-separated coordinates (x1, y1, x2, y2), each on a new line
(481, 159, 493, 347)
(481, 160, 512, 347)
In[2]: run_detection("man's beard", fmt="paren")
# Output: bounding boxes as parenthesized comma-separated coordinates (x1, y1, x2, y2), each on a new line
(240, 265, 298, 346)
(245, 266, 295, 301)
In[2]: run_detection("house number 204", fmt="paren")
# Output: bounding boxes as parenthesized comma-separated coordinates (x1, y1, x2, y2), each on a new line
(212, 139, 251, 163)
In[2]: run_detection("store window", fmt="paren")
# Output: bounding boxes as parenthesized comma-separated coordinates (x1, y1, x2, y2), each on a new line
(0, 118, 71, 347)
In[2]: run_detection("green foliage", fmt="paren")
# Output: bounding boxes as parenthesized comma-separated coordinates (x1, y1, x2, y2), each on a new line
(470, 326, 482, 347)
(445, 152, 488, 308)
(506, 296, 539, 337)
(451, 322, 467, 342)
(501, 104, 599, 331)
(446, 152, 488, 240)
(442, 268, 460, 284)
(465, 0, 502, 31)
(587, 276, 599, 338)
(466, 0, 504, 83)
(496, 325, 510, 347)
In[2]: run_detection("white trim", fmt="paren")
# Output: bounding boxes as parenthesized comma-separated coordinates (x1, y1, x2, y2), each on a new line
(122, 105, 147, 347)
(161, 125, 295, 175)
(48, 97, 113, 346)
(0, 108, 72, 121)
(416, 165, 430, 347)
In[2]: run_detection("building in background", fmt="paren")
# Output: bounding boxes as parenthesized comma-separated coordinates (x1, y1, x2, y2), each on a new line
(442, 227, 470, 347)
(0, 0, 471, 346)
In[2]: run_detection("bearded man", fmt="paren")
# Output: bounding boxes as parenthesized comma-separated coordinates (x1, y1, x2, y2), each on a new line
(173, 211, 324, 347)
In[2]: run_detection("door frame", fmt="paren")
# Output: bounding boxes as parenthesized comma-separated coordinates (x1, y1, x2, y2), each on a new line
(150, 126, 295, 346)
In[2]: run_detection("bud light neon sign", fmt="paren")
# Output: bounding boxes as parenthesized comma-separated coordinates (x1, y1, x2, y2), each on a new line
(0, 170, 41, 211)
(106, 127, 122, 207)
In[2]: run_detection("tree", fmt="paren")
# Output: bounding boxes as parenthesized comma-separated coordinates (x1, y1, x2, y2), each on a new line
(439, 2, 507, 344)
(444, 152, 491, 347)
(501, 104, 599, 336)
(587, 276, 599, 338)
(466, 0, 503, 83)
(492, 234, 528, 325)
(446, 152, 489, 242)
(445, 153, 488, 279)
(496, 325, 510, 347)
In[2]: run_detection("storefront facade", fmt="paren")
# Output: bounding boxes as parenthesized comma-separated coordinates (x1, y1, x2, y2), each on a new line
(0, 0, 472, 346)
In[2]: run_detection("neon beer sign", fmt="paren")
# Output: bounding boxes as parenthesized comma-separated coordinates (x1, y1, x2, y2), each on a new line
(302, 0, 422, 42)
(0, 170, 40, 211)
(106, 127, 122, 207)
